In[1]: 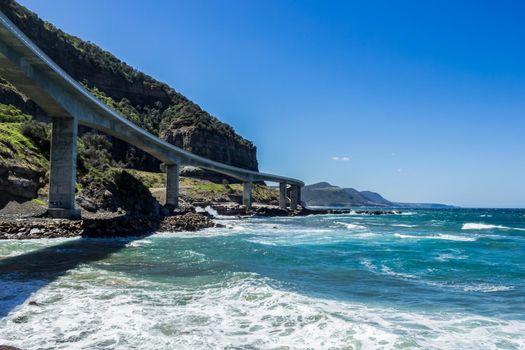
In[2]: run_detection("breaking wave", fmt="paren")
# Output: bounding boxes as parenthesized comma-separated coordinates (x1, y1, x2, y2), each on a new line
(394, 233, 476, 241)
(462, 223, 525, 231)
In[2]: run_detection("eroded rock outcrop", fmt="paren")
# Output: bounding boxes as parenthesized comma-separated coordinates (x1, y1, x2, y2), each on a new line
(76, 170, 160, 216)
(0, 166, 42, 204)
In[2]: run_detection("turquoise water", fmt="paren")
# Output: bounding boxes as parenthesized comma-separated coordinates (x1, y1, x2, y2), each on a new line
(0, 209, 524, 349)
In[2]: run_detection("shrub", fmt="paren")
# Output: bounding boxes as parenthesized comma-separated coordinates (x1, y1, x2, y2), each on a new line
(21, 121, 51, 157)
(78, 133, 112, 171)
(0, 103, 32, 122)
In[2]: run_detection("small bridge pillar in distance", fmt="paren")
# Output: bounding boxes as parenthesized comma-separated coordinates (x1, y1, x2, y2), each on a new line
(166, 164, 180, 208)
(279, 182, 287, 209)
(290, 184, 299, 211)
(48, 117, 81, 219)
(243, 181, 252, 209)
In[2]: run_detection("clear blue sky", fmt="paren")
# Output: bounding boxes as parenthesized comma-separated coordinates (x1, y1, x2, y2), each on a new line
(18, 0, 525, 207)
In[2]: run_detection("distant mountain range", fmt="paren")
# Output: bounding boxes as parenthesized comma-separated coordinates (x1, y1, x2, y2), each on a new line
(302, 182, 456, 208)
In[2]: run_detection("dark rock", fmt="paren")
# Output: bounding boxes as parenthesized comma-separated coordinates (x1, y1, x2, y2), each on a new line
(160, 213, 215, 232)
(253, 205, 289, 217)
(211, 203, 247, 216)
(0, 345, 22, 350)
(76, 195, 98, 212)
(0, 165, 44, 208)
(77, 171, 159, 216)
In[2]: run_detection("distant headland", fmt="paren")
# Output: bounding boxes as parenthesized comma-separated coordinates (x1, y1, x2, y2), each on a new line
(302, 182, 456, 208)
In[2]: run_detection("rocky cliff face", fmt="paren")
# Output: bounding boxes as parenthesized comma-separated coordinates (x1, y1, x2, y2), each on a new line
(162, 126, 258, 170)
(0, 0, 258, 172)
(0, 165, 42, 206)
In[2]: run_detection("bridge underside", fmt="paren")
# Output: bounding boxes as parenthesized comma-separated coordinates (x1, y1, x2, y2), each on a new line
(0, 11, 303, 218)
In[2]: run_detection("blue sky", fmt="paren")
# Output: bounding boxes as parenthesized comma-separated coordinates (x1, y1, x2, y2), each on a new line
(18, 0, 525, 207)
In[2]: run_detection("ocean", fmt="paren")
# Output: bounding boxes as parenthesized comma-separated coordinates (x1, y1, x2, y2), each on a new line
(0, 208, 524, 349)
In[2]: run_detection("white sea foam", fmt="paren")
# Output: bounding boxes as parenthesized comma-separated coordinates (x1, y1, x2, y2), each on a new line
(336, 222, 367, 230)
(351, 232, 378, 239)
(360, 258, 376, 271)
(462, 223, 504, 230)
(125, 239, 153, 247)
(381, 265, 417, 279)
(1, 272, 523, 349)
(155, 227, 239, 238)
(429, 281, 515, 293)
(391, 224, 417, 228)
(194, 205, 230, 218)
(436, 253, 468, 261)
(394, 233, 476, 242)
(361, 260, 417, 279)
(247, 228, 348, 246)
(462, 223, 525, 231)
(462, 284, 514, 293)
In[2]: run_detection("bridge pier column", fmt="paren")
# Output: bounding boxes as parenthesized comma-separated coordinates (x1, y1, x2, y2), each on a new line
(166, 164, 180, 208)
(279, 182, 287, 209)
(48, 117, 80, 219)
(243, 181, 252, 209)
(290, 185, 299, 211)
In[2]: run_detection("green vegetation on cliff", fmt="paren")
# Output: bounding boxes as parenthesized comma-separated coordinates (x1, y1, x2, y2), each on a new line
(0, 104, 48, 171)
(0, 104, 31, 123)
(126, 170, 166, 189)
(184, 179, 278, 203)
(0, 123, 47, 170)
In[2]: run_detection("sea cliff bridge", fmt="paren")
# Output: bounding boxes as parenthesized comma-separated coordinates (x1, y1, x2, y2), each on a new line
(0, 11, 303, 219)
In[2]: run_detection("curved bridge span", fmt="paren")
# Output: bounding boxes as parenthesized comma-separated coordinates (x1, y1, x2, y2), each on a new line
(0, 11, 303, 218)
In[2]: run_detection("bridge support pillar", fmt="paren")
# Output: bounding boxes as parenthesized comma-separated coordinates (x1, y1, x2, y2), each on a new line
(243, 181, 252, 209)
(279, 182, 287, 209)
(290, 185, 299, 211)
(166, 164, 180, 208)
(48, 117, 80, 219)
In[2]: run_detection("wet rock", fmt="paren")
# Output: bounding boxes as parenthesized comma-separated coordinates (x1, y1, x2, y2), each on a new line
(253, 205, 289, 217)
(160, 213, 215, 232)
(76, 195, 98, 212)
(211, 203, 247, 216)
(0, 345, 22, 350)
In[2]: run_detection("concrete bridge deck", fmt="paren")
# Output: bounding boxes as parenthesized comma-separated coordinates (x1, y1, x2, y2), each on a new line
(0, 11, 303, 218)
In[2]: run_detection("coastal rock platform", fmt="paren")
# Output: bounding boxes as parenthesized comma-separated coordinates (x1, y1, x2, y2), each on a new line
(0, 212, 215, 240)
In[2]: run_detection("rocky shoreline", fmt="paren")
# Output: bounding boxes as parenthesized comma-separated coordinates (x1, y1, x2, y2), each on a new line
(0, 201, 404, 240)
(195, 202, 402, 217)
(0, 212, 215, 240)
